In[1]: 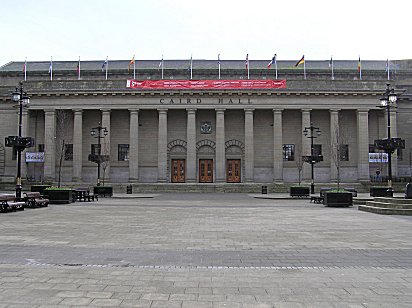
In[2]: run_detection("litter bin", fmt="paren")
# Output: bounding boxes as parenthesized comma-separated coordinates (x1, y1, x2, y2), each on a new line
(261, 185, 267, 194)
(405, 183, 412, 199)
(126, 185, 132, 194)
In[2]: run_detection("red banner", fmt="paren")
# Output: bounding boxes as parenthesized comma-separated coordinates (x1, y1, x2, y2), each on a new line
(126, 79, 286, 90)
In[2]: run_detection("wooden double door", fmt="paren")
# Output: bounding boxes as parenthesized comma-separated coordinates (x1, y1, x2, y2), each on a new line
(171, 159, 185, 183)
(226, 159, 241, 183)
(199, 159, 213, 183)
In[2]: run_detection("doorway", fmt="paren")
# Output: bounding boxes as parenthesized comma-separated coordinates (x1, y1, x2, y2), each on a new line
(199, 159, 213, 183)
(171, 159, 185, 183)
(227, 159, 241, 183)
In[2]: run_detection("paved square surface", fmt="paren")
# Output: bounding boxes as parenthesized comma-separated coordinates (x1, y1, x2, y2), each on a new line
(0, 193, 411, 307)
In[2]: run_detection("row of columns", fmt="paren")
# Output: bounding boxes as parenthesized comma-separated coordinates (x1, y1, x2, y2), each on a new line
(35, 108, 392, 183)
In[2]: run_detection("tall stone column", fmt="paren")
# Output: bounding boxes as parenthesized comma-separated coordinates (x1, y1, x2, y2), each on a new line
(330, 109, 340, 181)
(215, 109, 226, 182)
(301, 109, 312, 180)
(157, 109, 168, 182)
(44, 109, 56, 182)
(21, 110, 29, 180)
(273, 109, 283, 182)
(186, 108, 197, 182)
(390, 110, 398, 177)
(244, 109, 254, 182)
(129, 109, 139, 181)
(357, 109, 370, 181)
(101, 109, 111, 183)
(72, 109, 83, 182)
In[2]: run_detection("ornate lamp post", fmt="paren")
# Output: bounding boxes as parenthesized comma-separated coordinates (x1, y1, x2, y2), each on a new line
(5, 82, 32, 199)
(303, 123, 323, 194)
(374, 84, 405, 196)
(90, 123, 108, 186)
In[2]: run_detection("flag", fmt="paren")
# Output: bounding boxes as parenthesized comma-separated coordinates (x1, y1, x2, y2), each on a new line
(189, 55, 193, 79)
(48, 56, 53, 81)
(101, 57, 108, 72)
(294, 55, 304, 67)
(358, 56, 362, 80)
(128, 55, 135, 72)
(159, 55, 164, 79)
(76, 56, 81, 80)
(23, 57, 27, 81)
(267, 54, 276, 69)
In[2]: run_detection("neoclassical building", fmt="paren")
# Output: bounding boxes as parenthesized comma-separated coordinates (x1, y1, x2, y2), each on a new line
(0, 59, 411, 187)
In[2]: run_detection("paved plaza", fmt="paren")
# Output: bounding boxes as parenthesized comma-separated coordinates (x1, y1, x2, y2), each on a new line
(0, 193, 411, 307)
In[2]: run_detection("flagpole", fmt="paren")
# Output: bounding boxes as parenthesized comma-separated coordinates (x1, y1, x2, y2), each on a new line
(190, 55, 193, 80)
(303, 56, 306, 80)
(24, 57, 27, 81)
(218, 54, 221, 80)
(274, 54, 278, 79)
(133, 55, 136, 80)
(78, 56, 81, 80)
(331, 56, 334, 80)
(247, 54, 250, 80)
(50, 56, 53, 81)
(106, 57, 108, 80)
(161, 55, 164, 80)
(387, 59, 390, 81)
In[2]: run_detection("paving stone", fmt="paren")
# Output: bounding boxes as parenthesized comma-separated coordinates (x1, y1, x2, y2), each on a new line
(90, 298, 123, 306)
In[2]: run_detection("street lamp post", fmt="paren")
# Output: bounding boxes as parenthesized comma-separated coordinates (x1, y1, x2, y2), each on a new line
(376, 84, 402, 196)
(303, 123, 322, 194)
(9, 82, 31, 199)
(90, 123, 108, 186)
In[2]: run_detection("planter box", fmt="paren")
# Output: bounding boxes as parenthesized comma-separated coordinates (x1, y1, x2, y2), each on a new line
(290, 186, 310, 197)
(370, 187, 391, 197)
(93, 186, 113, 197)
(44, 189, 74, 204)
(324, 192, 353, 207)
(31, 185, 51, 195)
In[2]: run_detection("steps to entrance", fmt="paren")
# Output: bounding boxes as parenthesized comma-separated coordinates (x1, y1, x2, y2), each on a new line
(358, 197, 412, 215)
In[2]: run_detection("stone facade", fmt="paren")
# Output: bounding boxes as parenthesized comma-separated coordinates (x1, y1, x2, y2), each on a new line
(1, 59, 412, 185)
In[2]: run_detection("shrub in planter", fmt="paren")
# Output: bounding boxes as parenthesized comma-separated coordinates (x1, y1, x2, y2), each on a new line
(324, 190, 353, 207)
(93, 186, 113, 197)
(31, 185, 51, 195)
(44, 187, 74, 204)
(290, 186, 310, 197)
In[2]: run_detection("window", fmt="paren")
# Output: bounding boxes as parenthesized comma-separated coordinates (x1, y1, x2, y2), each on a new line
(64, 144, 73, 161)
(283, 144, 295, 161)
(313, 144, 322, 156)
(339, 144, 349, 161)
(118, 144, 129, 161)
(38, 144, 45, 152)
(91, 144, 101, 155)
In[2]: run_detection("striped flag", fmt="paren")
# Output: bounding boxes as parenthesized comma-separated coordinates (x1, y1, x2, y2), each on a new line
(294, 55, 306, 80)
(102, 56, 108, 80)
(128, 55, 136, 79)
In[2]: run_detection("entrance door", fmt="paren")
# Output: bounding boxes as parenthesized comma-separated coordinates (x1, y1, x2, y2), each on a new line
(227, 159, 241, 183)
(199, 159, 213, 183)
(171, 159, 185, 183)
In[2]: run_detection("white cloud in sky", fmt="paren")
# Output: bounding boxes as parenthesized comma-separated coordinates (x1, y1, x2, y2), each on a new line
(0, 0, 411, 66)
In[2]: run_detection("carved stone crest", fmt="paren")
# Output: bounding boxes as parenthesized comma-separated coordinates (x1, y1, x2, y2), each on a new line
(200, 121, 212, 134)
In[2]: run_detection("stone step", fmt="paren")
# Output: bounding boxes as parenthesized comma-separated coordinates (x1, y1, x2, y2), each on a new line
(365, 201, 412, 209)
(358, 204, 412, 216)
(373, 197, 412, 205)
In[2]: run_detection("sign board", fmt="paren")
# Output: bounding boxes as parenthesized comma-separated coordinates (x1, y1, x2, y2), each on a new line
(369, 153, 388, 163)
(25, 152, 45, 163)
(126, 79, 287, 90)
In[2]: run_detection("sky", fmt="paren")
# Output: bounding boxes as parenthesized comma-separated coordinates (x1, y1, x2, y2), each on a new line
(1, 0, 411, 66)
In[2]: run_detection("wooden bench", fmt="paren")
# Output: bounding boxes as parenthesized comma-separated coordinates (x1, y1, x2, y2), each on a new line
(0, 194, 25, 212)
(310, 196, 324, 204)
(23, 192, 49, 208)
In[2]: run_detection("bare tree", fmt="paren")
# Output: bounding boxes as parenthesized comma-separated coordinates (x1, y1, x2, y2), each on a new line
(330, 116, 348, 191)
(100, 141, 110, 186)
(55, 110, 73, 187)
(294, 144, 304, 185)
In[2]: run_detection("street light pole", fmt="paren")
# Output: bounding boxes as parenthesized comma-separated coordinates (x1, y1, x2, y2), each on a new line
(303, 123, 322, 194)
(90, 123, 108, 186)
(11, 82, 30, 199)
